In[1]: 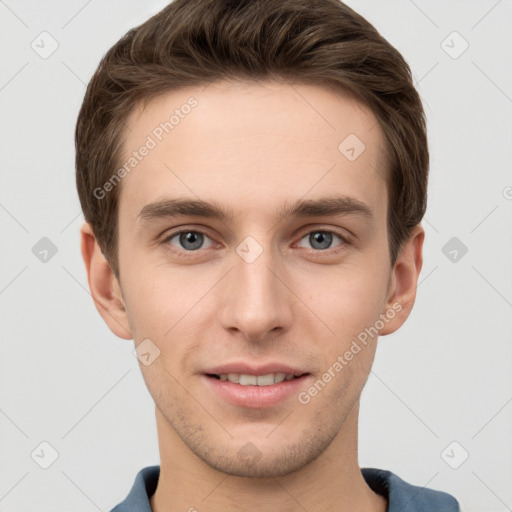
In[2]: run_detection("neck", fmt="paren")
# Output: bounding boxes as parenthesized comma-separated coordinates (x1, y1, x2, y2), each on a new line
(149, 401, 387, 512)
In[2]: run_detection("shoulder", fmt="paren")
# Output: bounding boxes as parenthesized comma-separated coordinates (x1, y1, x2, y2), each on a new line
(362, 467, 460, 512)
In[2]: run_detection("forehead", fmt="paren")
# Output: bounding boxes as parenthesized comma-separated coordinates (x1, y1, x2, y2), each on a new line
(118, 80, 388, 222)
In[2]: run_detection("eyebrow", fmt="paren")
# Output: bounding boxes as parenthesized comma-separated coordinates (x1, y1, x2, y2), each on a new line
(137, 194, 374, 225)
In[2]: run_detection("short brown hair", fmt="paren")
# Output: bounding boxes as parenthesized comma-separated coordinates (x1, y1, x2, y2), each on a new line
(75, 0, 428, 279)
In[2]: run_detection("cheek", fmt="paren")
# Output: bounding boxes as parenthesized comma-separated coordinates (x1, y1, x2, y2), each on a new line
(122, 266, 212, 345)
(310, 263, 389, 342)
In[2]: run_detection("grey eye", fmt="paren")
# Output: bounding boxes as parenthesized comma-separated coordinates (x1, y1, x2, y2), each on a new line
(298, 231, 343, 250)
(168, 231, 214, 251)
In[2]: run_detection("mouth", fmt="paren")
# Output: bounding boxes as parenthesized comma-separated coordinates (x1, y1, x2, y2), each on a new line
(203, 372, 311, 408)
(205, 372, 310, 386)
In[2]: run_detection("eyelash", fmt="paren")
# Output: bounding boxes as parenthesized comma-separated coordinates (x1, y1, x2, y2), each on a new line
(161, 227, 351, 257)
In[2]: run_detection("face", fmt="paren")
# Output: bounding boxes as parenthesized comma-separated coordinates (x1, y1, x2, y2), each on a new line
(85, 80, 422, 478)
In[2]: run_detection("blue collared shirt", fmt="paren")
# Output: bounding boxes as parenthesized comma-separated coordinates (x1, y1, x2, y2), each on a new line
(110, 465, 460, 511)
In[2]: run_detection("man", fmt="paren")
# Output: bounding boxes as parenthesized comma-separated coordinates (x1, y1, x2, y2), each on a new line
(76, 0, 460, 510)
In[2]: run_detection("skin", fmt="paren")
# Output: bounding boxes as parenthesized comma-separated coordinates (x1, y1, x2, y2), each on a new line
(81, 80, 424, 512)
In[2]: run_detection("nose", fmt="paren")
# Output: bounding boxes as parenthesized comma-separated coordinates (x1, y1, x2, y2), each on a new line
(217, 239, 293, 343)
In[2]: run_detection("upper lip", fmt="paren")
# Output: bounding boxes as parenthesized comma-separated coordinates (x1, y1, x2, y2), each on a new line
(204, 362, 309, 377)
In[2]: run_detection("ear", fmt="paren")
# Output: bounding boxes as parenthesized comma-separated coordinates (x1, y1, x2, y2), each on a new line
(379, 224, 424, 336)
(80, 221, 132, 340)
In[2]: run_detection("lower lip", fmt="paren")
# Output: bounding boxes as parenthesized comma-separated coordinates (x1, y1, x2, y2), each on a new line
(202, 374, 311, 408)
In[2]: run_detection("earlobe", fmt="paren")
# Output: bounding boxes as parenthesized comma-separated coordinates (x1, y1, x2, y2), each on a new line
(379, 225, 425, 336)
(80, 222, 133, 340)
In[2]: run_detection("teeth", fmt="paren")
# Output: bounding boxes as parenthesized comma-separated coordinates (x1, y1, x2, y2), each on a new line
(218, 372, 295, 385)
(268, 373, 286, 384)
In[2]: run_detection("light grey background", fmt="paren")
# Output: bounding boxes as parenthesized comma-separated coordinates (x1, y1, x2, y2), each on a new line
(1, 1, 511, 511)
